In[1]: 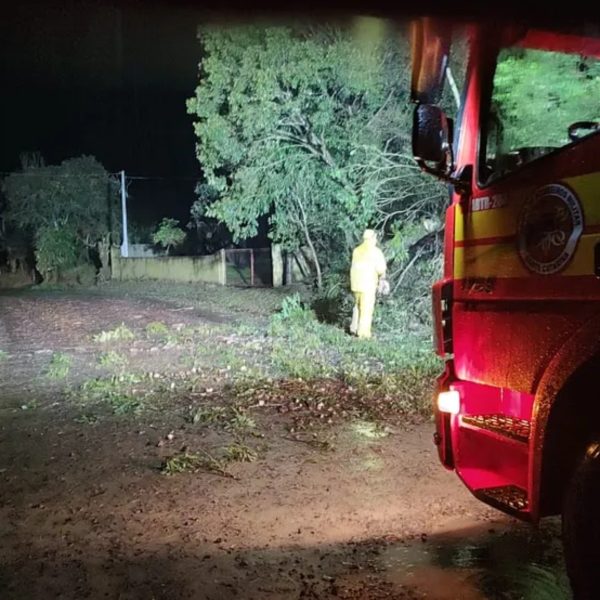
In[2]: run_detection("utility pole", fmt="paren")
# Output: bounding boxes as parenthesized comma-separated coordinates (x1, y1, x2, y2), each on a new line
(120, 170, 129, 257)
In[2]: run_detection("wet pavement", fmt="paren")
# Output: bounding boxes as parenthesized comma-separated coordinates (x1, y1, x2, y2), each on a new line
(392, 518, 570, 599)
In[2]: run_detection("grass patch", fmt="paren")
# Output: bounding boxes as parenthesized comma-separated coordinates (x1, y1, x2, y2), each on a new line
(74, 413, 100, 425)
(109, 394, 142, 415)
(224, 441, 257, 463)
(226, 408, 256, 432)
(99, 280, 291, 317)
(146, 321, 170, 338)
(93, 323, 135, 344)
(79, 374, 143, 415)
(80, 282, 440, 419)
(45, 352, 71, 379)
(185, 405, 256, 432)
(161, 449, 233, 478)
(0, 350, 8, 362)
(98, 350, 127, 369)
(161, 452, 205, 475)
(266, 294, 441, 413)
(187, 405, 227, 425)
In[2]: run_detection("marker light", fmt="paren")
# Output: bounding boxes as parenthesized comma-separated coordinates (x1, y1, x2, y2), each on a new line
(437, 390, 460, 415)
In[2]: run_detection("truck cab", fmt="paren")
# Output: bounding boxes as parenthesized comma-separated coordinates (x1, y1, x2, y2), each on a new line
(412, 18, 600, 598)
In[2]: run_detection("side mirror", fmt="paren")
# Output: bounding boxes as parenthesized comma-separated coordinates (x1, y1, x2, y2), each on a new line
(412, 104, 453, 170)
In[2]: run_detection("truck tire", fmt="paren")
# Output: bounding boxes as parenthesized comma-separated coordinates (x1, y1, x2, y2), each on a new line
(563, 443, 600, 600)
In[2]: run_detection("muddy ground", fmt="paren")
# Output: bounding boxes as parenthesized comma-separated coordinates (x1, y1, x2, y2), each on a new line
(0, 285, 570, 599)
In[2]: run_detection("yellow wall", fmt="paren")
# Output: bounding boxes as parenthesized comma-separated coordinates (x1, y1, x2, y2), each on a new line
(111, 247, 226, 285)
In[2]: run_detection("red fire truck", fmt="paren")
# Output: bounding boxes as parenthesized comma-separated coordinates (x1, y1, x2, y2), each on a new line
(411, 17, 600, 598)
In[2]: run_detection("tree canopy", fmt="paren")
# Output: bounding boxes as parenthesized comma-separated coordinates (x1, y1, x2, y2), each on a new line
(1, 155, 118, 278)
(187, 20, 445, 288)
(492, 48, 600, 151)
(2, 155, 118, 243)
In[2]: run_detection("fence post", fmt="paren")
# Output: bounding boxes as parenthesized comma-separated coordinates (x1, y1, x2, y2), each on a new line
(271, 244, 283, 287)
(285, 253, 293, 285)
(220, 249, 226, 285)
(250, 249, 255, 286)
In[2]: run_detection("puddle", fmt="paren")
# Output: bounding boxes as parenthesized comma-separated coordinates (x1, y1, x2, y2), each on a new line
(385, 519, 572, 599)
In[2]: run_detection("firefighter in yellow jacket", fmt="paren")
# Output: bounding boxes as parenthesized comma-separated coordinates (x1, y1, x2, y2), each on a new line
(350, 229, 387, 339)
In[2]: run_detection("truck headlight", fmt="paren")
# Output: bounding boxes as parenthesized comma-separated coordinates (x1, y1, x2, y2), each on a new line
(437, 390, 460, 415)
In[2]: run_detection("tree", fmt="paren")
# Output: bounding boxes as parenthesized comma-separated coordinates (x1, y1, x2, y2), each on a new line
(152, 218, 186, 255)
(187, 183, 233, 254)
(1, 155, 119, 280)
(492, 48, 600, 151)
(187, 20, 445, 289)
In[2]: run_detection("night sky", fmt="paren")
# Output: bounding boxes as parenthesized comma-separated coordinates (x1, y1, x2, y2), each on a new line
(0, 1, 203, 231)
(0, 1, 594, 235)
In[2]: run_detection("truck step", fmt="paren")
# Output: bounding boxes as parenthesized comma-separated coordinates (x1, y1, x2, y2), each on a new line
(461, 414, 530, 443)
(475, 484, 529, 515)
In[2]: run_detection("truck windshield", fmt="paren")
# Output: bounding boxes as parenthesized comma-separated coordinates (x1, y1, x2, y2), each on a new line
(480, 45, 600, 185)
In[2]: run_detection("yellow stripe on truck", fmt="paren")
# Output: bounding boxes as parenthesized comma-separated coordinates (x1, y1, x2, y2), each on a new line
(455, 233, 600, 279)
(454, 172, 600, 280)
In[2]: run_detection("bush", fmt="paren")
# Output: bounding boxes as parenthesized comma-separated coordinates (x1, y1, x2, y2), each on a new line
(310, 271, 353, 326)
(152, 218, 186, 254)
(270, 294, 318, 336)
(35, 227, 80, 279)
(266, 292, 442, 413)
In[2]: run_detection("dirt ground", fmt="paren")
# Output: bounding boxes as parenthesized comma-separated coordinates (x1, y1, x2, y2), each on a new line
(0, 286, 569, 599)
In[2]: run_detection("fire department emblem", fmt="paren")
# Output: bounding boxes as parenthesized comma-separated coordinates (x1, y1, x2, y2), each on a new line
(517, 183, 584, 275)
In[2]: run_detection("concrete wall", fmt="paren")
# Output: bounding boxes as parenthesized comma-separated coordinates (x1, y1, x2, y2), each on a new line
(111, 247, 225, 285)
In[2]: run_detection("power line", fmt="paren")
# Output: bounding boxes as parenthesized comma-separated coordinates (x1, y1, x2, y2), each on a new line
(0, 171, 201, 181)
(124, 175, 201, 181)
(0, 171, 117, 179)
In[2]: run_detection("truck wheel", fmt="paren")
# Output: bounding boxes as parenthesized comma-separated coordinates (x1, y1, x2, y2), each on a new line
(563, 442, 600, 600)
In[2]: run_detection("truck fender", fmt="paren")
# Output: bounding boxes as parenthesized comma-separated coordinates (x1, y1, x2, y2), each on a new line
(529, 314, 600, 521)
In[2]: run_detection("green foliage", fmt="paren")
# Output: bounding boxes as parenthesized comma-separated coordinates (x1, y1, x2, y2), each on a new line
(152, 218, 186, 254)
(80, 375, 143, 415)
(98, 351, 127, 369)
(145, 321, 170, 338)
(224, 442, 257, 463)
(2, 155, 115, 234)
(267, 294, 440, 411)
(74, 413, 100, 425)
(225, 408, 256, 432)
(492, 48, 600, 151)
(161, 452, 206, 475)
(0, 350, 8, 362)
(270, 294, 318, 334)
(187, 21, 444, 281)
(161, 450, 231, 477)
(35, 226, 80, 276)
(93, 324, 135, 344)
(188, 405, 227, 425)
(2, 155, 119, 278)
(45, 352, 72, 379)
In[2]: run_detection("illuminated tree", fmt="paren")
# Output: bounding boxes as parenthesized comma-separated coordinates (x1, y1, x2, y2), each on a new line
(152, 218, 186, 255)
(187, 21, 444, 289)
(1, 155, 118, 280)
